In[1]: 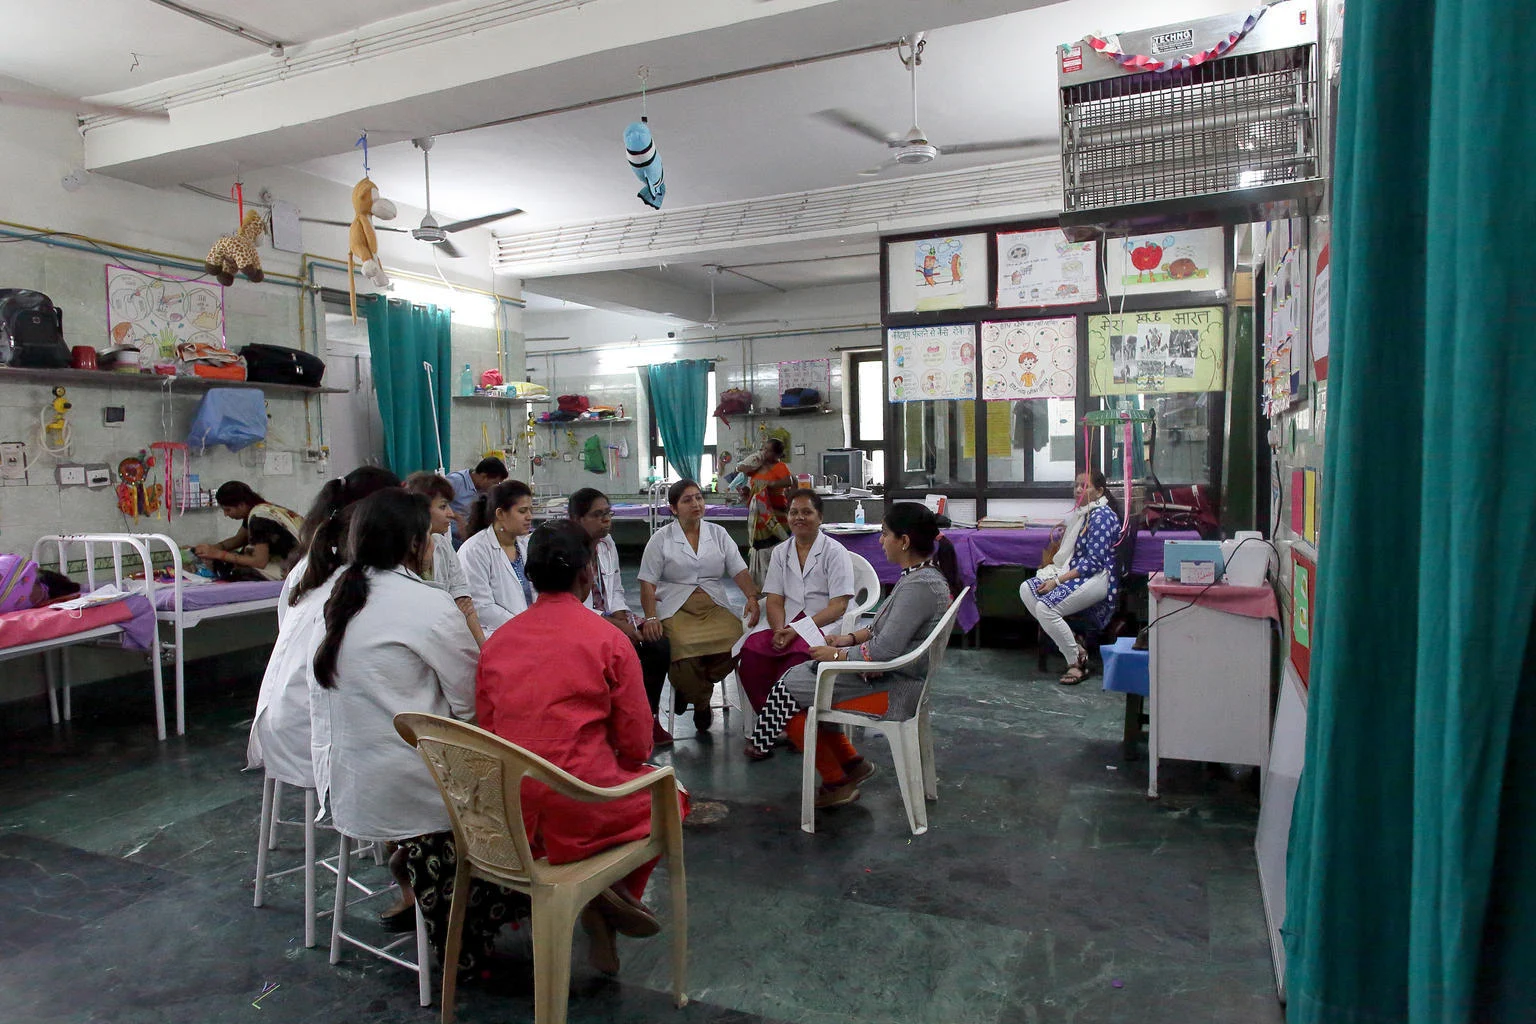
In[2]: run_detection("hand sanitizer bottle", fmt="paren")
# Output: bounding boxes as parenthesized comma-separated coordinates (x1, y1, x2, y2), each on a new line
(854, 500, 866, 526)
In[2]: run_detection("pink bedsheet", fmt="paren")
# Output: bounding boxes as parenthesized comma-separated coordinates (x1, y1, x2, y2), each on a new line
(0, 595, 156, 652)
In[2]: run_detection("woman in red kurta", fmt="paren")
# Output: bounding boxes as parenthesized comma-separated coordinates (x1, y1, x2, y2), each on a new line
(476, 519, 683, 973)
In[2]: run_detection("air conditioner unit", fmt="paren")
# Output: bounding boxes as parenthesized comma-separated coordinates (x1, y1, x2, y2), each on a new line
(1057, 0, 1323, 240)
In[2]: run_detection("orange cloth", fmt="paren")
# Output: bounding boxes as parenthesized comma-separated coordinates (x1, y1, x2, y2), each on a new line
(476, 591, 656, 865)
(785, 690, 889, 783)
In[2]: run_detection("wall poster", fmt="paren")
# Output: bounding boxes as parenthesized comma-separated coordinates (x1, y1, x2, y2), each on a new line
(887, 324, 977, 402)
(1086, 307, 1225, 395)
(1290, 547, 1317, 688)
(777, 358, 830, 400)
(1311, 240, 1331, 382)
(885, 233, 989, 314)
(1105, 227, 1225, 297)
(994, 229, 1098, 308)
(105, 264, 226, 361)
(1263, 221, 1305, 415)
(980, 318, 1077, 400)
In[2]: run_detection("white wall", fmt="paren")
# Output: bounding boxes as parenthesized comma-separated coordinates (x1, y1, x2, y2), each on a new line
(521, 282, 882, 497)
(0, 96, 519, 708)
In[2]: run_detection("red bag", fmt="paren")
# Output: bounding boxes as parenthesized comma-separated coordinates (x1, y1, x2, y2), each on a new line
(557, 394, 590, 414)
(713, 387, 753, 426)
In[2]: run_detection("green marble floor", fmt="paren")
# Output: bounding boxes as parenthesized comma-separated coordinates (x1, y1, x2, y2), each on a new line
(0, 646, 1284, 1024)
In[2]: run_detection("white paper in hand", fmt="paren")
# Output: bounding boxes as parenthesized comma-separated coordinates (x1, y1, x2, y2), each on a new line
(790, 617, 826, 647)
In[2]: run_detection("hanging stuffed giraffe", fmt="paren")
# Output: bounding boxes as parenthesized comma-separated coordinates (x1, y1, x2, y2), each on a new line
(204, 209, 267, 286)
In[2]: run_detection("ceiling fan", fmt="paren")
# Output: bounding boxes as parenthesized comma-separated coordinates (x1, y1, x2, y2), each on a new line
(404, 137, 524, 258)
(695, 266, 785, 332)
(815, 32, 1055, 177)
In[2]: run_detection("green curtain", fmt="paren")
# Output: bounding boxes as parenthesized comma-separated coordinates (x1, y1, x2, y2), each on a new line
(1284, 2, 1536, 1021)
(647, 358, 709, 483)
(365, 298, 453, 477)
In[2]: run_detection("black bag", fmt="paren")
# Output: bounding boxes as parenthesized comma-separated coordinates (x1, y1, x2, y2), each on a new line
(0, 289, 68, 368)
(239, 343, 326, 387)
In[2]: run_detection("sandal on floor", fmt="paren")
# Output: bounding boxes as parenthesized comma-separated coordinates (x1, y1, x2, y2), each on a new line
(743, 744, 773, 762)
(1058, 650, 1091, 686)
(378, 904, 416, 932)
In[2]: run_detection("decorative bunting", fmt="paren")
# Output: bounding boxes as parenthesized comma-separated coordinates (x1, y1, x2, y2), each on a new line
(1080, 5, 1270, 75)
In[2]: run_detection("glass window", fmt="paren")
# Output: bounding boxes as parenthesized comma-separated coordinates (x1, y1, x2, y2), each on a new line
(855, 359, 885, 441)
(1099, 393, 1212, 487)
(896, 400, 975, 490)
(983, 397, 1078, 484)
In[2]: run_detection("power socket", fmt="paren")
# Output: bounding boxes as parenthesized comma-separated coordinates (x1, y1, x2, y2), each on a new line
(56, 464, 86, 487)
(0, 441, 25, 483)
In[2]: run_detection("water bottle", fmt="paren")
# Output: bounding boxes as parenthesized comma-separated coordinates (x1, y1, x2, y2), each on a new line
(854, 500, 866, 526)
(457, 363, 474, 396)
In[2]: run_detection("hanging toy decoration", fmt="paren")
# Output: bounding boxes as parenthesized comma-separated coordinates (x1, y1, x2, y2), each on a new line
(204, 206, 267, 287)
(625, 118, 666, 210)
(150, 441, 190, 521)
(624, 68, 664, 210)
(115, 452, 162, 521)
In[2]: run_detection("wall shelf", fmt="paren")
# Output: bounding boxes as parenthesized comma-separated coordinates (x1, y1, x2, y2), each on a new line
(735, 406, 835, 418)
(451, 393, 551, 404)
(534, 417, 634, 426)
(0, 365, 347, 395)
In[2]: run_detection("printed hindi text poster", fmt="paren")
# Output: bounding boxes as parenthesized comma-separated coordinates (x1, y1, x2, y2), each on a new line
(980, 318, 1077, 400)
(1086, 307, 1225, 395)
(887, 324, 977, 402)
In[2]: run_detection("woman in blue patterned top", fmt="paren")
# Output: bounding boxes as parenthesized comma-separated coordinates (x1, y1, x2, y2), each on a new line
(1020, 469, 1122, 685)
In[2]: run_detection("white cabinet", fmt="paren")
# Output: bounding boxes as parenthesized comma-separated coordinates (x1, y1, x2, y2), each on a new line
(1147, 582, 1276, 798)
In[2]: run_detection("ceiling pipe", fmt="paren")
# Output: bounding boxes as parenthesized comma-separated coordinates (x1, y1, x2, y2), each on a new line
(143, 0, 287, 55)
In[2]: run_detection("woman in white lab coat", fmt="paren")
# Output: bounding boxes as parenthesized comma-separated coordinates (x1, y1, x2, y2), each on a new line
(307, 488, 525, 974)
(638, 478, 760, 731)
(404, 471, 485, 645)
(246, 465, 400, 788)
(456, 479, 535, 637)
(735, 488, 856, 710)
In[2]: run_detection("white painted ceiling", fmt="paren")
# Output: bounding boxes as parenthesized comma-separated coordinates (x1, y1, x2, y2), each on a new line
(296, 0, 1239, 230)
(0, 0, 1248, 313)
(0, 0, 455, 97)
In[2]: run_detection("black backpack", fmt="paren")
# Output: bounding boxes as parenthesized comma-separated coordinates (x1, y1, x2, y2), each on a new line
(239, 343, 326, 387)
(0, 289, 69, 368)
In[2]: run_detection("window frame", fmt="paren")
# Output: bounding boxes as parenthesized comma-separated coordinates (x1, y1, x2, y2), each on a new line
(878, 218, 1235, 517)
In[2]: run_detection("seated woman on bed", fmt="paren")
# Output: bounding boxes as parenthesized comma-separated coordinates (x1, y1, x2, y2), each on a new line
(1018, 469, 1122, 686)
(192, 481, 302, 581)
(744, 502, 956, 809)
(736, 489, 854, 711)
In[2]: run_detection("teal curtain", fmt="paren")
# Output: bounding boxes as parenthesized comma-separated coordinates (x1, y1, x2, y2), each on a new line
(1285, 2, 1536, 1021)
(647, 358, 709, 483)
(365, 298, 453, 476)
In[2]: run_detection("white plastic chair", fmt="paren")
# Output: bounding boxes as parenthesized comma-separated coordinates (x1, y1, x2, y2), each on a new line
(395, 712, 688, 1024)
(800, 588, 968, 836)
(836, 553, 882, 634)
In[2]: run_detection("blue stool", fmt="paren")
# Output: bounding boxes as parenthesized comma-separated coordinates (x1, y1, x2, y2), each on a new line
(1100, 636, 1149, 758)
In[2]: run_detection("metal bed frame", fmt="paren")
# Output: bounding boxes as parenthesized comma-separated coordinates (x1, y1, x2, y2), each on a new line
(23, 534, 167, 739)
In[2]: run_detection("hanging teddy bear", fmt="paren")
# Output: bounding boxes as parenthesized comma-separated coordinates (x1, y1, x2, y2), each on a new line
(348, 176, 397, 321)
(204, 209, 267, 286)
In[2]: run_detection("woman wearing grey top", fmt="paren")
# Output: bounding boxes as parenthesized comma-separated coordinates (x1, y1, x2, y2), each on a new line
(745, 503, 957, 809)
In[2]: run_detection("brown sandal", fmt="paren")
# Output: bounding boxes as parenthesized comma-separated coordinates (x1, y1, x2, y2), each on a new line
(1058, 649, 1091, 686)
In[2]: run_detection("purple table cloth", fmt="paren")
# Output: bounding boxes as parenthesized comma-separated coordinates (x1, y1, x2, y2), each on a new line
(610, 503, 747, 520)
(827, 527, 1203, 632)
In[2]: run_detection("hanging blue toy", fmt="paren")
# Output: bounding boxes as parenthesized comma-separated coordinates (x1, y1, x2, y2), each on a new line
(625, 117, 665, 210)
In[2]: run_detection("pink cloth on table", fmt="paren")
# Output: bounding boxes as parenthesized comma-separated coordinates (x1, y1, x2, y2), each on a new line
(737, 626, 812, 710)
(1147, 573, 1280, 620)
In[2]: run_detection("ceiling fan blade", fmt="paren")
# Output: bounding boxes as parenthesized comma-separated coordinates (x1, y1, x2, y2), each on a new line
(814, 109, 901, 146)
(856, 159, 900, 177)
(434, 237, 464, 259)
(936, 137, 1058, 157)
(442, 209, 524, 233)
(299, 216, 410, 233)
(0, 91, 169, 121)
